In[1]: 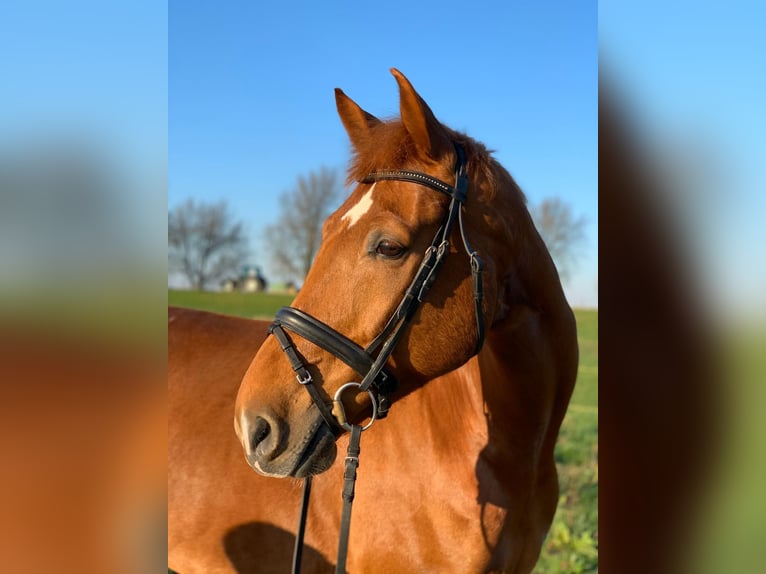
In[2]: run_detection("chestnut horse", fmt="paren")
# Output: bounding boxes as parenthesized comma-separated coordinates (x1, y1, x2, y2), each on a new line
(168, 69, 578, 573)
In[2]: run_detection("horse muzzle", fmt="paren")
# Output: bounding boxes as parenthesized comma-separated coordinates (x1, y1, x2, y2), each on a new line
(236, 407, 337, 478)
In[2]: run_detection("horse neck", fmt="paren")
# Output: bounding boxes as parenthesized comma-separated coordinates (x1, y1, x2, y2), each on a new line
(367, 164, 577, 478)
(474, 168, 579, 463)
(378, 358, 487, 468)
(378, 170, 575, 446)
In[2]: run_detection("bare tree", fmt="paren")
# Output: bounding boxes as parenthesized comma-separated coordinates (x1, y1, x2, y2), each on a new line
(168, 199, 248, 290)
(531, 197, 587, 282)
(264, 167, 341, 282)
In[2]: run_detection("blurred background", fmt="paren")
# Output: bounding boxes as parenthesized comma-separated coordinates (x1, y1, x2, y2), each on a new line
(600, 1, 766, 573)
(1, 1, 167, 573)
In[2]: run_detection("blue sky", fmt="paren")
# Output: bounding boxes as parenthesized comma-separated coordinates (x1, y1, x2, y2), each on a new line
(169, 0, 598, 307)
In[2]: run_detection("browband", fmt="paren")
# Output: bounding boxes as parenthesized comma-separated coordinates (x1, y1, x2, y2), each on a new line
(360, 170, 467, 203)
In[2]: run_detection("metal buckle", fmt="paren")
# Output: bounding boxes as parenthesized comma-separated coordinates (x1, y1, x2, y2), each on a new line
(470, 251, 483, 274)
(296, 371, 313, 385)
(332, 382, 377, 432)
(418, 241, 449, 303)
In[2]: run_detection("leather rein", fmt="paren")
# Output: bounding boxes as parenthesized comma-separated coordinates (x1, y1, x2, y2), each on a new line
(268, 144, 485, 573)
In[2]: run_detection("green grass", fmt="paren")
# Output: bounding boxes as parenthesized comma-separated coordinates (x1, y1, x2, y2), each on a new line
(168, 289, 294, 319)
(170, 291, 598, 572)
(535, 309, 598, 573)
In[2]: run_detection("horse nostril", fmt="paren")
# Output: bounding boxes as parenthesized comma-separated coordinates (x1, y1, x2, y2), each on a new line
(247, 414, 287, 466)
(238, 410, 285, 468)
(250, 416, 271, 450)
(253, 417, 271, 446)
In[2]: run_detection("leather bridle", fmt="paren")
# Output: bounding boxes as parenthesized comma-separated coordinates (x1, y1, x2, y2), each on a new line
(267, 144, 485, 573)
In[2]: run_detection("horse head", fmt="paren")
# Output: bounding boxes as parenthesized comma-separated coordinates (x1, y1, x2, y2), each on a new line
(235, 69, 525, 478)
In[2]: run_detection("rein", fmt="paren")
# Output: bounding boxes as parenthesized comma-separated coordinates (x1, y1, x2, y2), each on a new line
(268, 144, 484, 573)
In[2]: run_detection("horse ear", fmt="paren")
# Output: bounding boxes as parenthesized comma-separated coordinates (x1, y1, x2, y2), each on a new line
(335, 88, 381, 150)
(391, 68, 452, 160)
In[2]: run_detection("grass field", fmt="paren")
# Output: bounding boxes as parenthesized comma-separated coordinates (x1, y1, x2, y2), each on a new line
(535, 308, 598, 573)
(169, 290, 598, 572)
(169, 289, 296, 319)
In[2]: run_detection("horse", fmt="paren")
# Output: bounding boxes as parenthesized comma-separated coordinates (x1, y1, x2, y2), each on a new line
(168, 68, 578, 573)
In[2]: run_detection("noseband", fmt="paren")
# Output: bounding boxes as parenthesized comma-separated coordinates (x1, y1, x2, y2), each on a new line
(267, 143, 485, 573)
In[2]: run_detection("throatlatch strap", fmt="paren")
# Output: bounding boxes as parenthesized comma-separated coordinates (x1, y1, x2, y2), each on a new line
(458, 206, 485, 353)
(335, 424, 362, 574)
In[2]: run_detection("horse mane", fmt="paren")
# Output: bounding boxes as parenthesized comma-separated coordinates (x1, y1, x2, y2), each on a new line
(345, 118, 526, 207)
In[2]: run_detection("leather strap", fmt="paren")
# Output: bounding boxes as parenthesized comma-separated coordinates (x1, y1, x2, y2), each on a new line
(272, 307, 397, 419)
(458, 202, 485, 354)
(358, 145, 482, 392)
(360, 169, 466, 202)
(291, 476, 312, 574)
(275, 308, 382, 383)
(335, 424, 362, 574)
(270, 323, 345, 435)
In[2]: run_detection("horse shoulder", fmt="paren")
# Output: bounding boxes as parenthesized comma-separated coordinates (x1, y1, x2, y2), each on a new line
(168, 308, 276, 573)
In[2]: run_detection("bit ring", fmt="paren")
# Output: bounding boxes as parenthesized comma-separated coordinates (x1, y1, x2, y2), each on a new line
(332, 382, 377, 432)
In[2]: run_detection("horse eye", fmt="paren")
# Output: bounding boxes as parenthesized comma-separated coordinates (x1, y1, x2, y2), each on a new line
(375, 240, 405, 259)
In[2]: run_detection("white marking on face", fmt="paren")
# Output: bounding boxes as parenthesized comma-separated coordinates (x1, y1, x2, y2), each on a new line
(341, 184, 375, 228)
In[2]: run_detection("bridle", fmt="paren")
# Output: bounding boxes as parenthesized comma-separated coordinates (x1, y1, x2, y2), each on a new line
(268, 143, 485, 573)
